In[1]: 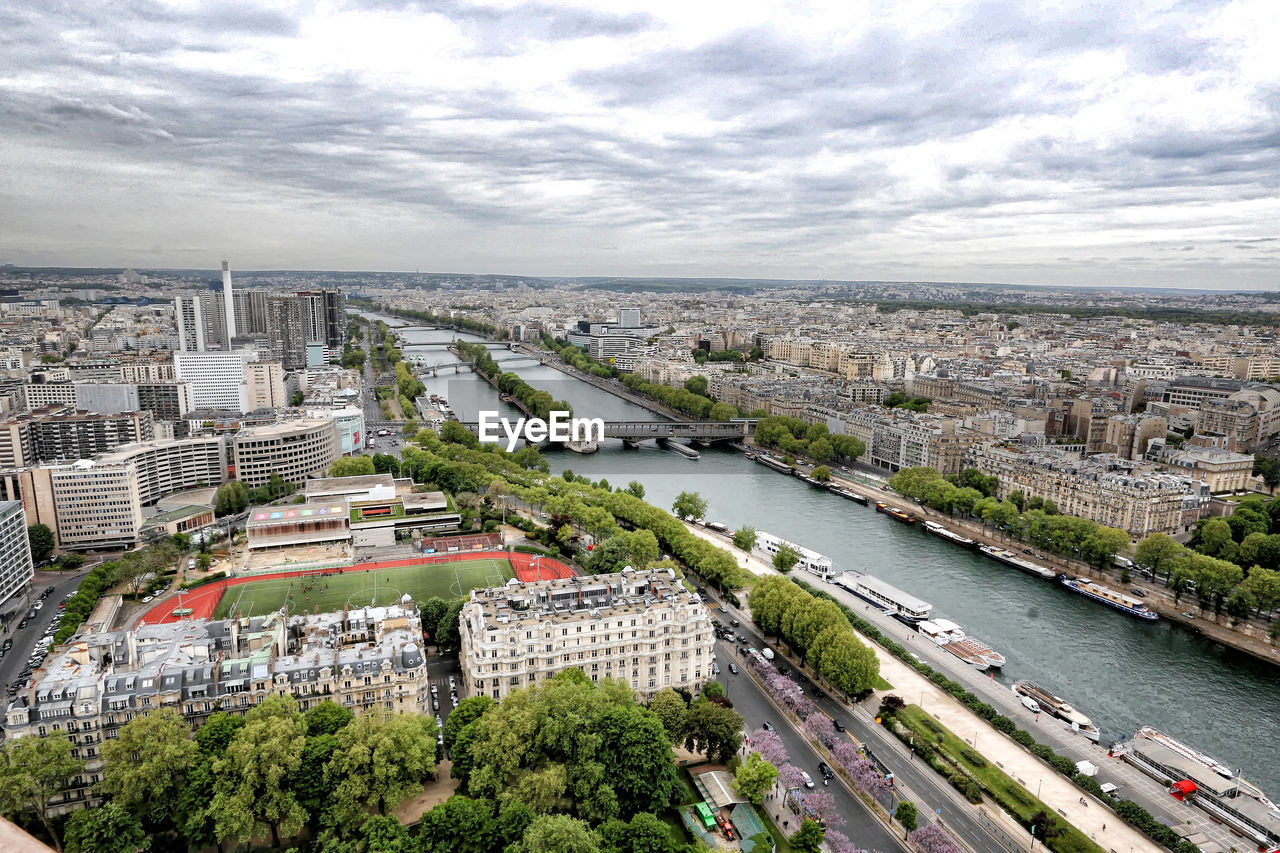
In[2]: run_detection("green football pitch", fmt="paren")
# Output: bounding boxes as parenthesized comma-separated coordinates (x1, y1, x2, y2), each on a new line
(212, 558, 514, 619)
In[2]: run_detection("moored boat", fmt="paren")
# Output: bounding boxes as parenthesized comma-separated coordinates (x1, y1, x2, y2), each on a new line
(829, 486, 870, 505)
(923, 520, 976, 548)
(916, 618, 1006, 669)
(978, 545, 1055, 579)
(757, 455, 793, 474)
(833, 572, 932, 623)
(875, 502, 916, 524)
(1059, 576, 1158, 620)
(1012, 680, 1101, 742)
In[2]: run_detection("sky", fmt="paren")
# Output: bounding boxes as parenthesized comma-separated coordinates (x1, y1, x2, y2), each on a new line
(0, 0, 1277, 289)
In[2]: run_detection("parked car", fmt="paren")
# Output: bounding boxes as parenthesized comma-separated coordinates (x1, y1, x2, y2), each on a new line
(728, 663, 738, 674)
(800, 771, 814, 788)
(761, 721, 775, 733)
(142, 595, 154, 603)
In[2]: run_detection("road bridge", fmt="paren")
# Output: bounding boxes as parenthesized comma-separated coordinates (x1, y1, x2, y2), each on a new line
(456, 419, 755, 452)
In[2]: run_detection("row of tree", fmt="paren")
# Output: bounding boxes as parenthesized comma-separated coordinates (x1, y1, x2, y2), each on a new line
(888, 466, 1131, 570)
(212, 474, 298, 518)
(618, 373, 734, 420)
(1135, 530, 1280, 625)
(53, 540, 184, 643)
(752, 416, 866, 465)
(748, 576, 881, 698)
(0, 697, 438, 852)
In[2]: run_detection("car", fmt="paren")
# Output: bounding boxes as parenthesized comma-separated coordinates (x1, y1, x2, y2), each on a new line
(142, 595, 154, 603)
(728, 663, 738, 674)
(818, 762, 833, 779)
(761, 721, 775, 733)
(33, 601, 43, 610)
(800, 770, 814, 788)
(832, 719, 845, 732)
(777, 666, 790, 677)
(2, 639, 12, 650)
(18, 620, 27, 629)
(43, 586, 54, 595)
(448, 675, 456, 689)
(1130, 587, 1147, 597)
(435, 715, 443, 728)
(736, 634, 748, 643)
(730, 619, 740, 627)
(0, 650, 5, 660)
(26, 609, 36, 619)
(712, 663, 720, 676)
(430, 683, 438, 694)
(451, 696, 459, 708)
(432, 698, 440, 711)
(58, 602, 66, 609)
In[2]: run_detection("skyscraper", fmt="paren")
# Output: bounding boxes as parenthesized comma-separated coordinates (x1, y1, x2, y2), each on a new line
(221, 260, 237, 340)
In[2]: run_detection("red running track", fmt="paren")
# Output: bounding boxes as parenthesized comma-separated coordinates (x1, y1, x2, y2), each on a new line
(135, 550, 574, 627)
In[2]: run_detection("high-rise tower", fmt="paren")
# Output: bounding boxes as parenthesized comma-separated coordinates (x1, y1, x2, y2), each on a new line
(221, 260, 237, 340)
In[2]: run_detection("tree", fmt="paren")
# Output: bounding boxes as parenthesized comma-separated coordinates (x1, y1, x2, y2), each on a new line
(1198, 518, 1236, 559)
(597, 812, 676, 853)
(510, 814, 600, 853)
(895, 800, 918, 835)
(624, 481, 645, 499)
(1135, 532, 1184, 580)
(330, 455, 376, 477)
(1081, 526, 1131, 570)
(195, 711, 245, 756)
(733, 525, 758, 552)
(0, 731, 83, 851)
(303, 699, 355, 736)
(417, 795, 498, 853)
(773, 543, 800, 573)
(671, 491, 708, 521)
(732, 753, 777, 805)
(63, 802, 148, 853)
(326, 710, 439, 823)
(709, 402, 737, 421)
(683, 699, 744, 763)
(810, 626, 880, 697)
(683, 375, 708, 397)
(208, 699, 308, 847)
(99, 708, 198, 826)
(294, 732, 340, 820)
(27, 524, 54, 563)
(444, 695, 495, 753)
(647, 689, 689, 745)
(812, 465, 831, 483)
(790, 819, 826, 853)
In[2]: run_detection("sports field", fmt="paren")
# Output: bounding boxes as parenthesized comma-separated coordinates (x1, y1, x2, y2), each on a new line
(212, 557, 514, 619)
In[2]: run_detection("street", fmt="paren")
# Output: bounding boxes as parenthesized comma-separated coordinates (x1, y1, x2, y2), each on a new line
(0, 572, 88, 699)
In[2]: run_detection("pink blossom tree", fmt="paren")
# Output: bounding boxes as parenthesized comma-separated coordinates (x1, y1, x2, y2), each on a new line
(802, 790, 842, 827)
(751, 728, 789, 767)
(909, 822, 962, 853)
(825, 829, 869, 853)
(778, 763, 806, 791)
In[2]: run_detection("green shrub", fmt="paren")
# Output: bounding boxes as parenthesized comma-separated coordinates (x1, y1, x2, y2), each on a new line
(1048, 755, 1077, 776)
(1011, 729, 1036, 748)
(960, 748, 986, 768)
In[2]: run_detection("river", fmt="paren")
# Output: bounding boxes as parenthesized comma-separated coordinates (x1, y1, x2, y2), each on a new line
(393, 323, 1280, 794)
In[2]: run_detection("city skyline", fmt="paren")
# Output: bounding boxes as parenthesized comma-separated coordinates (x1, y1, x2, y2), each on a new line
(1, 0, 1277, 290)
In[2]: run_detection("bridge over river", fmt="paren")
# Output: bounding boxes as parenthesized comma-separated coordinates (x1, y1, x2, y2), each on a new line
(457, 419, 755, 452)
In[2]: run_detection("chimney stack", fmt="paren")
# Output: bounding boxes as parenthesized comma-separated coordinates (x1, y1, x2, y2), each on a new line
(221, 260, 237, 340)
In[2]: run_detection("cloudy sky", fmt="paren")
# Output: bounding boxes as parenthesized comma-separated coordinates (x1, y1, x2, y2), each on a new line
(1, 0, 1276, 288)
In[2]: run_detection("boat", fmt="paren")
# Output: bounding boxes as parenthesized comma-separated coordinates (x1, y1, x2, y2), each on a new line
(1113, 727, 1280, 851)
(1059, 576, 1158, 620)
(1012, 680, 1101, 742)
(979, 545, 1055, 579)
(756, 455, 793, 474)
(666, 442, 701, 460)
(923, 520, 976, 548)
(798, 473, 827, 487)
(916, 619, 1005, 670)
(756, 531, 836, 580)
(833, 572, 932, 624)
(829, 486, 870, 505)
(875, 502, 916, 524)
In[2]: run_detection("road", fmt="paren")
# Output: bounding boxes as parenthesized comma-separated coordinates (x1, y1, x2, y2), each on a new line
(717, 608, 1010, 853)
(0, 571, 88, 700)
(812, 578, 1239, 852)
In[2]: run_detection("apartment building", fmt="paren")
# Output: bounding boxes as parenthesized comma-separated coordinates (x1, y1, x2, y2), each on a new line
(460, 568, 714, 702)
(0, 407, 154, 468)
(3, 602, 429, 815)
(967, 444, 1207, 539)
(1101, 414, 1166, 460)
(174, 350, 255, 412)
(0, 500, 34, 604)
(231, 419, 339, 487)
(1195, 387, 1280, 452)
(1162, 376, 1250, 410)
(1159, 446, 1255, 494)
(245, 361, 287, 410)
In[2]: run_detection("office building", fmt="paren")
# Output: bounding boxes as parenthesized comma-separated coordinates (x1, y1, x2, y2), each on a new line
(618, 308, 641, 329)
(33, 436, 228, 549)
(459, 567, 714, 702)
(0, 500, 34, 604)
(232, 290, 269, 336)
(174, 351, 255, 412)
(296, 290, 346, 349)
(231, 419, 340, 487)
(3, 602, 429, 815)
(221, 260, 237, 340)
(173, 295, 206, 351)
(245, 361, 287, 410)
(0, 407, 154, 467)
(265, 296, 310, 370)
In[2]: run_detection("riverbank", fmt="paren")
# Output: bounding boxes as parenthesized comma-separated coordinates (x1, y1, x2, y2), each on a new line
(826, 474, 1280, 670)
(686, 522, 1160, 853)
(518, 344, 692, 422)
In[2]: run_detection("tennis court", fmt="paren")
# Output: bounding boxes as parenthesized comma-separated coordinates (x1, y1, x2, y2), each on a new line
(212, 556, 513, 619)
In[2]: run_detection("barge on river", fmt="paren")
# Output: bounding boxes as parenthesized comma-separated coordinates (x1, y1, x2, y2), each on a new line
(833, 572, 932, 624)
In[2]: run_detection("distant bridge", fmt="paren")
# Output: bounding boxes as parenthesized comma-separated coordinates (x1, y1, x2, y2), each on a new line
(456, 419, 756, 452)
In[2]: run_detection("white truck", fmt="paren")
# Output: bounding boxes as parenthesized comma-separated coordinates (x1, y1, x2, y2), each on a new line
(761, 648, 775, 661)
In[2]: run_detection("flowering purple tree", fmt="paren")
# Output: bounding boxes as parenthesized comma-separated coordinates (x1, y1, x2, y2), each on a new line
(848, 759, 891, 796)
(825, 829, 869, 853)
(751, 728, 789, 767)
(831, 741, 862, 768)
(802, 790, 842, 827)
(778, 763, 806, 791)
(804, 713, 837, 748)
(909, 822, 962, 853)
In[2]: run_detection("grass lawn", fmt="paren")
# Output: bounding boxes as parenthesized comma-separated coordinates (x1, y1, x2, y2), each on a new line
(894, 705, 1103, 853)
(213, 557, 514, 618)
(874, 675, 893, 690)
